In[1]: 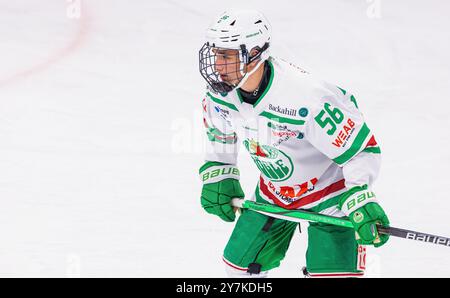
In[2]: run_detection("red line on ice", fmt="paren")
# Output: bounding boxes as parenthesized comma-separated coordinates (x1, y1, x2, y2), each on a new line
(0, 3, 91, 87)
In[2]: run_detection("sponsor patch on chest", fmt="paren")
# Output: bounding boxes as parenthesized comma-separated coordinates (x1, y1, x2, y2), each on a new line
(268, 122, 304, 146)
(268, 104, 297, 117)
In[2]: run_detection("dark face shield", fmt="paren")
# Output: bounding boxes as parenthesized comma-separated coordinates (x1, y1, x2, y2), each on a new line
(198, 43, 248, 94)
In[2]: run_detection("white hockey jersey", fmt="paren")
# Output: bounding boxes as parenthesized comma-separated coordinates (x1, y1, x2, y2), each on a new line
(201, 57, 381, 217)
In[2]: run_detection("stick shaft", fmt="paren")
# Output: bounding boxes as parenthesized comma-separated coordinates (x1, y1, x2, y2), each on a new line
(377, 226, 450, 247)
(235, 199, 353, 228)
(232, 199, 450, 248)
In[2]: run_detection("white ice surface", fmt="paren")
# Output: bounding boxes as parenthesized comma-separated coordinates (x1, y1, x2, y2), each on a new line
(0, 0, 449, 277)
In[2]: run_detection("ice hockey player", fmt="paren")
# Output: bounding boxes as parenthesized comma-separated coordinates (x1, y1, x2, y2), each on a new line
(198, 9, 389, 278)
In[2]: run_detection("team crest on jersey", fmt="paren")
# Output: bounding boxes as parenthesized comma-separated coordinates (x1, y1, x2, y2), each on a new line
(244, 139, 294, 182)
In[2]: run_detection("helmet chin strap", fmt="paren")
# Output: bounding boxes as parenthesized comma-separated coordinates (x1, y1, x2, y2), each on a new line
(235, 50, 270, 90)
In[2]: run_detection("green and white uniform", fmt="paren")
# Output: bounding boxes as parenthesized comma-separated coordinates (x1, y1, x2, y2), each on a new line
(200, 57, 380, 277)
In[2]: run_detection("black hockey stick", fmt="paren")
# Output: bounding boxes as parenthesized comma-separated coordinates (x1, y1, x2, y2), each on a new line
(232, 199, 450, 248)
(377, 226, 450, 248)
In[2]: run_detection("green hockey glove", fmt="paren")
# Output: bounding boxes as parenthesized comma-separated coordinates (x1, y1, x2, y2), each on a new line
(339, 185, 390, 247)
(199, 161, 244, 222)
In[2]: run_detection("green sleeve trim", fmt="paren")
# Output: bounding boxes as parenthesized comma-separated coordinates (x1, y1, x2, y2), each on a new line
(259, 111, 306, 125)
(199, 161, 229, 174)
(337, 185, 368, 209)
(362, 146, 381, 154)
(333, 124, 371, 165)
(206, 92, 238, 111)
(206, 128, 237, 144)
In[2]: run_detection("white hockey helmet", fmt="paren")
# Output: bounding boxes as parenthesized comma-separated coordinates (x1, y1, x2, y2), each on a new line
(199, 10, 272, 94)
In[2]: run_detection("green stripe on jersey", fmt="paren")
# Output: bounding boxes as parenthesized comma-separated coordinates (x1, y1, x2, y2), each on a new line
(260, 111, 306, 125)
(206, 128, 237, 144)
(350, 95, 359, 109)
(333, 123, 371, 165)
(336, 86, 358, 109)
(309, 194, 341, 213)
(362, 146, 381, 154)
(337, 86, 347, 95)
(206, 92, 238, 111)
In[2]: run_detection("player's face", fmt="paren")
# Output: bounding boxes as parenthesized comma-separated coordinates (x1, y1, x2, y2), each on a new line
(213, 48, 243, 86)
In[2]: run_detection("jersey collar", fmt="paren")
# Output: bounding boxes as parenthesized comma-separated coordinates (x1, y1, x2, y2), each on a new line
(236, 59, 275, 109)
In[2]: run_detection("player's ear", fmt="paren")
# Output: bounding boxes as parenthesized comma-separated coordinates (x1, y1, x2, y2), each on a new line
(247, 48, 261, 70)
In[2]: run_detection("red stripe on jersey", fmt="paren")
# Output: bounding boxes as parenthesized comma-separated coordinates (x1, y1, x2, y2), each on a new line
(202, 98, 207, 112)
(365, 135, 378, 147)
(259, 177, 346, 210)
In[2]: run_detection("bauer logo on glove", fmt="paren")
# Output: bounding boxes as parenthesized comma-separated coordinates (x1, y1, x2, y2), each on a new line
(199, 161, 244, 222)
(339, 185, 390, 247)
